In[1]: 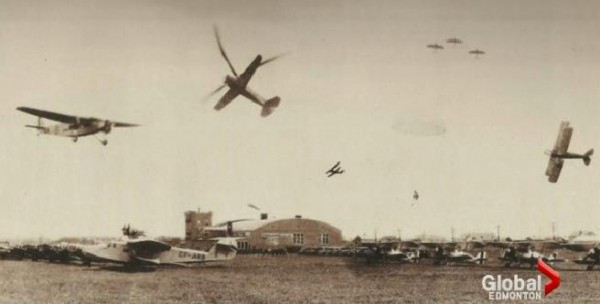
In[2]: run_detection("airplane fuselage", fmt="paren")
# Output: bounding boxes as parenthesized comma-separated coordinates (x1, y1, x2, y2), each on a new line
(38, 122, 108, 138)
(550, 152, 586, 159)
(223, 55, 266, 107)
(82, 239, 237, 266)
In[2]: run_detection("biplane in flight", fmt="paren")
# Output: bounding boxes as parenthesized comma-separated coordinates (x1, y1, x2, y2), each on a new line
(326, 161, 344, 178)
(545, 121, 593, 183)
(17, 107, 138, 145)
(468, 49, 485, 58)
(206, 27, 283, 117)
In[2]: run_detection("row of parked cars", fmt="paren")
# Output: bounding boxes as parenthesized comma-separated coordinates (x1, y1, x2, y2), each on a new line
(0, 242, 84, 263)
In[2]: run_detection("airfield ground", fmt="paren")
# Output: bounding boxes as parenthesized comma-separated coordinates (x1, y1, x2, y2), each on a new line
(1, 255, 600, 303)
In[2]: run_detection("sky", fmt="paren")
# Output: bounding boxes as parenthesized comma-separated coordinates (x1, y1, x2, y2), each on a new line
(0, 0, 599, 241)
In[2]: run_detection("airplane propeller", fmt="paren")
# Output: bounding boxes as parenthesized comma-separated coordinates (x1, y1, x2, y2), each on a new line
(204, 83, 227, 101)
(214, 26, 238, 77)
(259, 53, 288, 67)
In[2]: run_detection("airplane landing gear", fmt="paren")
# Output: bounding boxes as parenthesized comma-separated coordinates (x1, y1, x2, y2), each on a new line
(94, 134, 108, 146)
(72, 137, 78, 143)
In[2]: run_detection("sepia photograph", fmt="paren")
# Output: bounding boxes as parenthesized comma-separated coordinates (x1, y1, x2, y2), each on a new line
(1, 0, 600, 303)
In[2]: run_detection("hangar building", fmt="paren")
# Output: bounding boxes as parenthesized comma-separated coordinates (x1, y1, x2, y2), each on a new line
(184, 209, 344, 252)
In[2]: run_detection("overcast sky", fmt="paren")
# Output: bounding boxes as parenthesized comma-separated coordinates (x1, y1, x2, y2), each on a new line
(1, 0, 599, 241)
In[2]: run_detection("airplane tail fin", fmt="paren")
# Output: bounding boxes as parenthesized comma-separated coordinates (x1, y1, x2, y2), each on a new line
(583, 149, 593, 166)
(261, 96, 281, 117)
(208, 237, 238, 261)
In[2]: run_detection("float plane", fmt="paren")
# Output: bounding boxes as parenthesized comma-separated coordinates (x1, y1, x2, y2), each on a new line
(17, 107, 138, 145)
(81, 226, 238, 267)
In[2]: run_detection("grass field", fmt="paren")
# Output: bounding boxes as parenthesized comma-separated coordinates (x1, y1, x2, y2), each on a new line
(1, 255, 600, 303)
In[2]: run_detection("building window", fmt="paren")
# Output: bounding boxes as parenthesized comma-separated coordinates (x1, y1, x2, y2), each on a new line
(319, 233, 329, 245)
(237, 241, 249, 250)
(293, 233, 304, 245)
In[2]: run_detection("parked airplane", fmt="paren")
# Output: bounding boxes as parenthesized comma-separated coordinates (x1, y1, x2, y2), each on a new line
(326, 161, 344, 177)
(545, 121, 593, 183)
(404, 241, 486, 265)
(558, 231, 600, 270)
(80, 224, 238, 267)
(487, 239, 563, 268)
(81, 237, 237, 267)
(469, 49, 485, 58)
(430, 244, 487, 265)
(206, 26, 283, 117)
(17, 107, 138, 145)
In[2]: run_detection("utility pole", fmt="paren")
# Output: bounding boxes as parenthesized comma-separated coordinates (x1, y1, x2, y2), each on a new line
(496, 225, 501, 242)
(552, 222, 556, 240)
(451, 227, 455, 242)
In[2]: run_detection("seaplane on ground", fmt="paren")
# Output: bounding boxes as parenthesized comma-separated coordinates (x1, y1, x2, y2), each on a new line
(206, 26, 283, 117)
(17, 107, 139, 146)
(326, 161, 344, 178)
(545, 121, 593, 183)
(81, 226, 238, 267)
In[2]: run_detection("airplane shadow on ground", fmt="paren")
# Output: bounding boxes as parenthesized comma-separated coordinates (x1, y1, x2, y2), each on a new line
(81, 265, 157, 273)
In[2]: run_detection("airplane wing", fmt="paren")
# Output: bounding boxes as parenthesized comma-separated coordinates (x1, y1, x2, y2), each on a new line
(546, 157, 563, 183)
(553, 122, 573, 155)
(112, 121, 139, 127)
(127, 239, 171, 254)
(214, 89, 240, 111)
(17, 107, 97, 125)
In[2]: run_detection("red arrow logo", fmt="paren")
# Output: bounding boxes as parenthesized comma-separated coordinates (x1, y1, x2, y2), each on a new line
(537, 258, 560, 296)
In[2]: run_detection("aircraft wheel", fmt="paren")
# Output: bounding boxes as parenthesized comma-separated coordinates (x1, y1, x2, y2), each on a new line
(72, 137, 78, 143)
(102, 140, 108, 146)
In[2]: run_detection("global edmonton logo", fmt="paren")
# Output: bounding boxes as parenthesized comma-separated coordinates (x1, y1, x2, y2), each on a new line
(481, 259, 560, 300)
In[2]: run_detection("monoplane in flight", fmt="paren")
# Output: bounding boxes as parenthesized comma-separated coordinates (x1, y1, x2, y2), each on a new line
(545, 121, 593, 183)
(446, 37, 463, 45)
(17, 107, 138, 145)
(468, 49, 485, 58)
(426, 43, 444, 52)
(326, 161, 344, 177)
(206, 27, 283, 117)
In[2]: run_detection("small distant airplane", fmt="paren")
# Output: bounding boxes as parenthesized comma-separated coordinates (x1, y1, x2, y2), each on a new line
(206, 26, 283, 117)
(545, 121, 593, 183)
(413, 191, 419, 200)
(426, 44, 444, 52)
(81, 227, 238, 267)
(17, 107, 138, 145)
(326, 161, 344, 177)
(469, 49, 485, 58)
(446, 37, 463, 45)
